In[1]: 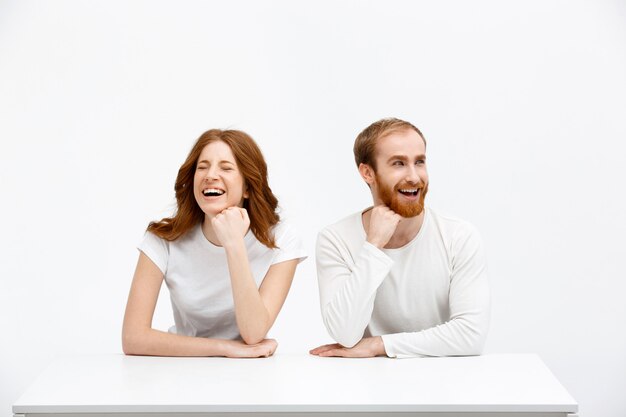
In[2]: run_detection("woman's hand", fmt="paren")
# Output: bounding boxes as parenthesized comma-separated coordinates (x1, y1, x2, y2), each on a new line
(221, 339, 278, 358)
(211, 207, 250, 248)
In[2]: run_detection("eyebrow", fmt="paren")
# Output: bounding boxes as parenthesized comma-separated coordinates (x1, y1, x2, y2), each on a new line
(197, 159, 235, 165)
(386, 154, 426, 163)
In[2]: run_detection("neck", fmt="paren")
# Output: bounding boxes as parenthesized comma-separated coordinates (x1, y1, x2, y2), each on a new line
(389, 212, 425, 248)
(201, 216, 222, 246)
(363, 207, 425, 249)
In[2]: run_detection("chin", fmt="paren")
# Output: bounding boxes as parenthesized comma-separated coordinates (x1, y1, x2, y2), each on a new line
(199, 205, 224, 218)
(395, 206, 424, 218)
(388, 198, 425, 218)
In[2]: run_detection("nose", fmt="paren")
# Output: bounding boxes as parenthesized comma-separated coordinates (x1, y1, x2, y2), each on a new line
(406, 165, 420, 183)
(206, 166, 218, 181)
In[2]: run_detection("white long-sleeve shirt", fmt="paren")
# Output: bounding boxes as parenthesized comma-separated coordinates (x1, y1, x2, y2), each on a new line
(316, 207, 490, 358)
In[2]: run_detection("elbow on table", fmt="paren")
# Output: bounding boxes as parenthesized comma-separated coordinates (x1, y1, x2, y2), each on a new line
(122, 335, 138, 356)
(122, 337, 136, 356)
(322, 314, 362, 348)
(240, 333, 265, 346)
(460, 337, 485, 356)
(337, 336, 360, 349)
(333, 330, 364, 349)
(239, 324, 270, 345)
(454, 319, 489, 356)
(121, 330, 147, 356)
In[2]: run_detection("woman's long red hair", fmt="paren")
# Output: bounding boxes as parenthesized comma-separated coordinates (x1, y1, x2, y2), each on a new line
(147, 129, 280, 248)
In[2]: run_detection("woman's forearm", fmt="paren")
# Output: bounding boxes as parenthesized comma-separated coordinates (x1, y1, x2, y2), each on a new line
(224, 240, 271, 344)
(122, 327, 228, 357)
(122, 328, 277, 358)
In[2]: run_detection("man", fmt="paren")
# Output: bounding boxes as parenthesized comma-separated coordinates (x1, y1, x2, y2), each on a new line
(310, 118, 490, 358)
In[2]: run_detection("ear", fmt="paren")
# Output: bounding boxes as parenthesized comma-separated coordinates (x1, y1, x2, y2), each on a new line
(243, 185, 249, 199)
(358, 163, 375, 186)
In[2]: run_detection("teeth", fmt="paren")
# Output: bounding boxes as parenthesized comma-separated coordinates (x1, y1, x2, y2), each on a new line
(399, 189, 418, 193)
(203, 188, 225, 196)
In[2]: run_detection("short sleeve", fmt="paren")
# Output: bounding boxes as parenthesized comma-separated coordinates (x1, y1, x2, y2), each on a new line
(272, 221, 308, 265)
(137, 232, 169, 275)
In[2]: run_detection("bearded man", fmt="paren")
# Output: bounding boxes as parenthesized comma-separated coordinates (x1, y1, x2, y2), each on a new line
(310, 118, 490, 358)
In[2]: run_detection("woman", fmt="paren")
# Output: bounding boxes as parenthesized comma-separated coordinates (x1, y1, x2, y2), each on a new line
(122, 129, 306, 357)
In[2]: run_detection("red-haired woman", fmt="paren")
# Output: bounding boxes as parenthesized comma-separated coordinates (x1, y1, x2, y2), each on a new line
(122, 129, 306, 357)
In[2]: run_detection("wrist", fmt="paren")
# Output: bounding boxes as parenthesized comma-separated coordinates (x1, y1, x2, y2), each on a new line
(366, 237, 385, 249)
(209, 338, 229, 357)
(222, 237, 246, 252)
(374, 336, 386, 356)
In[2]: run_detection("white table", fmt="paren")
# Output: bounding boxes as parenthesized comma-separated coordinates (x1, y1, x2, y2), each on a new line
(13, 353, 578, 417)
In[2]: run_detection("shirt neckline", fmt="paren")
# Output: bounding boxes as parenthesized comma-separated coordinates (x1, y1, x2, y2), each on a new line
(357, 206, 429, 252)
(195, 223, 255, 253)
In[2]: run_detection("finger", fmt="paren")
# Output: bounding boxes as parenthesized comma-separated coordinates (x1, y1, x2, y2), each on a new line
(241, 208, 250, 223)
(318, 348, 347, 357)
(265, 339, 278, 351)
(386, 209, 398, 218)
(222, 207, 237, 217)
(309, 346, 327, 355)
(242, 346, 269, 358)
(310, 344, 341, 354)
(252, 339, 276, 357)
(258, 344, 276, 358)
(309, 344, 333, 354)
(222, 207, 236, 218)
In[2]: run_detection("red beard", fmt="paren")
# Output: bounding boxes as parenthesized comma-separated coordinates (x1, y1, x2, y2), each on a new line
(376, 177, 428, 218)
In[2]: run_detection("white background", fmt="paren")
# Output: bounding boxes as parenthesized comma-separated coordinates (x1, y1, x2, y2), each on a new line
(1, 1, 625, 416)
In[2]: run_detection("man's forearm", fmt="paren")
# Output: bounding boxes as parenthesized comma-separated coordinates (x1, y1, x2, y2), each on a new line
(318, 241, 394, 347)
(381, 306, 490, 358)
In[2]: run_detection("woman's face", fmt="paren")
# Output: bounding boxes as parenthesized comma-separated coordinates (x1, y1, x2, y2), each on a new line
(193, 140, 248, 218)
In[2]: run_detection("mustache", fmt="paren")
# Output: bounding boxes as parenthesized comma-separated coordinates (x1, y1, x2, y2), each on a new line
(394, 181, 426, 190)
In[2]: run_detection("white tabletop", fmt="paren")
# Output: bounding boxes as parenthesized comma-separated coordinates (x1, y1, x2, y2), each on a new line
(13, 353, 577, 414)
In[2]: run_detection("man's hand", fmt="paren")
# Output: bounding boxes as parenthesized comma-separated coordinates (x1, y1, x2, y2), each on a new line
(211, 207, 250, 248)
(309, 336, 386, 358)
(366, 206, 402, 248)
(221, 339, 277, 358)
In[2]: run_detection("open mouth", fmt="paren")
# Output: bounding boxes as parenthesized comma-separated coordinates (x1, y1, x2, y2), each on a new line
(202, 188, 225, 197)
(398, 188, 419, 197)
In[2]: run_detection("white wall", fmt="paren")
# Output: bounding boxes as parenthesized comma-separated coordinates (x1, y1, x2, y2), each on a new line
(1, 1, 625, 416)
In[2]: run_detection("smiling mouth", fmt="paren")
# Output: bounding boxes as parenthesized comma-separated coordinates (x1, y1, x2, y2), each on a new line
(202, 188, 225, 197)
(398, 188, 419, 197)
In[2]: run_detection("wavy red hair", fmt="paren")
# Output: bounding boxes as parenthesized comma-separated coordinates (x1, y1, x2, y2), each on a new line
(148, 129, 280, 248)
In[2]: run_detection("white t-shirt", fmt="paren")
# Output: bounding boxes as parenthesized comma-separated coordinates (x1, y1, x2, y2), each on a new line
(316, 207, 490, 358)
(138, 220, 307, 340)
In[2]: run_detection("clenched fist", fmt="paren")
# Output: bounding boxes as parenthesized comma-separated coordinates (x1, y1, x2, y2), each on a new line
(366, 205, 402, 248)
(211, 207, 250, 248)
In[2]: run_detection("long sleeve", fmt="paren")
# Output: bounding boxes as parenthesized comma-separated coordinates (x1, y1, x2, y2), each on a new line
(316, 229, 394, 348)
(381, 225, 491, 358)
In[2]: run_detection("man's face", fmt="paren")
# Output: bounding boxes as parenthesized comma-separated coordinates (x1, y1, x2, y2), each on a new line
(371, 129, 428, 218)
